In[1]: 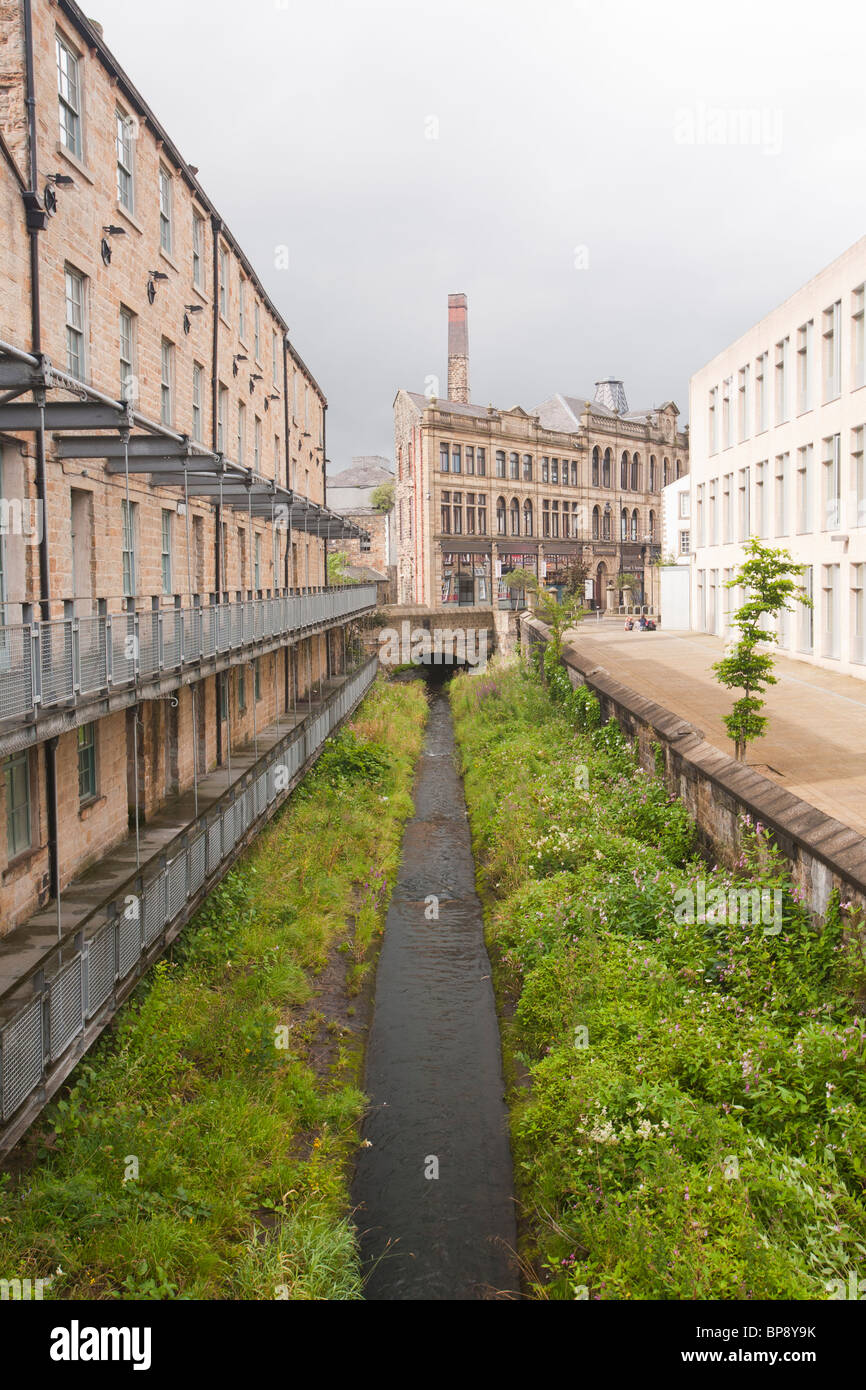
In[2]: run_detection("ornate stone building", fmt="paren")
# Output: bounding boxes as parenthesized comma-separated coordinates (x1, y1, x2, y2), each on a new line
(394, 295, 689, 612)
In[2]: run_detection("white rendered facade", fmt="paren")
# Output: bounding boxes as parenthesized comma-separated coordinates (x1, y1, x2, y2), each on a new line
(689, 236, 866, 675)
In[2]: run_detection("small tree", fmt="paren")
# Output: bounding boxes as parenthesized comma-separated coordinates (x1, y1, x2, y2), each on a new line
(712, 538, 811, 762)
(370, 482, 395, 513)
(507, 566, 587, 657)
(327, 550, 355, 585)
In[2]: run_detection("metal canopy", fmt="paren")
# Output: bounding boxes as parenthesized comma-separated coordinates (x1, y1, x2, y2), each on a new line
(0, 342, 368, 541)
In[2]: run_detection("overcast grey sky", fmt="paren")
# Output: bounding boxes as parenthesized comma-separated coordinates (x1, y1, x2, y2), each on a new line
(93, 0, 866, 468)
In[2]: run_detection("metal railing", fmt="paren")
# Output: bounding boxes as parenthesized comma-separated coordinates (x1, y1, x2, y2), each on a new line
(0, 585, 376, 724)
(0, 656, 378, 1140)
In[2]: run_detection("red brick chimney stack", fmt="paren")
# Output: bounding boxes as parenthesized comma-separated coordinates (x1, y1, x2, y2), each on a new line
(447, 293, 470, 404)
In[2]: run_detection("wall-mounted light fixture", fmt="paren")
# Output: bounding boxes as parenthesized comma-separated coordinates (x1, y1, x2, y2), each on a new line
(43, 172, 74, 216)
(100, 225, 126, 265)
(249, 373, 263, 394)
(232, 353, 247, 377)
(147, 270, 169, 304)
(183, 304, 204, 335)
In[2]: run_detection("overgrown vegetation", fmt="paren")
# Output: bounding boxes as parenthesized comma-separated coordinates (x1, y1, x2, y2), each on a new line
(0, 678, 427, 1300)
(451, 655, 866, 1300)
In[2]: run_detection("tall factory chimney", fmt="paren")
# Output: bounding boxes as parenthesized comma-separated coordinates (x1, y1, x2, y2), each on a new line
(447, 293, 470, 404)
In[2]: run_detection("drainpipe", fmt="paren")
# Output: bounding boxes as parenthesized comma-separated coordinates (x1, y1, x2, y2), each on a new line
(211, 214, 222, 765)
(22, 0, 60, 909)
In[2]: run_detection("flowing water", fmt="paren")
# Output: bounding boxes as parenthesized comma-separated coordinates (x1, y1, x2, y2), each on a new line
(352, 680, 519, 1300)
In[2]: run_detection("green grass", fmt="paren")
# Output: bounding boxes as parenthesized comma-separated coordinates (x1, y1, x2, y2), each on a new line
(450, 655, 866, 1300)
(0, 676, 428, 1301)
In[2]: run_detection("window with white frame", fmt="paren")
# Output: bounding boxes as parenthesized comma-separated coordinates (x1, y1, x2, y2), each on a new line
(119, 306, 135, 402)
(755, 353, 768, 432)
(121, 499, 137, 598)
(192, 212, 204, 289)
(852, 564, 865, 664)
(798, 565, 814, 653)
(737, 365, 750, 442)
(678, 490, 690, 519)
(695, 483, 704, 546)
(254, 533, 261, 590)
(794, 321, 812, 416)
(254, 416, 261, 471)
(722, 378, 732, 448)
(217, 384, 227, 453)
(775, 338, 789, 424)
(708, 478, 717, 545)
(192, 362, 203, 442)
(160, 339, 174, 425)
(254, 303, 260, 360)
(116, 108, 134, 211)
(852, 425, 865, 527)
(78, 724, 97, 803)
(796, 444, 813, 534)
(56, 32, 82, 158)
(738, 466, 750, 539)
(239, 278, 246, 341)
(218, 246, 229, 319)
(64, 265, 86, 379)
(755, 460, 768, 537)
(679, 529, 690, 555)
(853, 286, 865, 391)
(237, 401, 246, 464)
(774, 454, 789, 537)
(708, 386, 718, 453)
(823, 433, 842, 529)
(272, 332, 279, 385)
(4, 750, 31, 858)
(722, 473, 733, 543)
(822, 563, 840, 658)
(158, 165, 173, 255)
(823, 300, 842, 401)
(161, 509, 173, 595)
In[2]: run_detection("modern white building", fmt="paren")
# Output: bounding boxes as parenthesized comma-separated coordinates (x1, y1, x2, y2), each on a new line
(689, 235, 866, 675)
(659, 475, 692, 628)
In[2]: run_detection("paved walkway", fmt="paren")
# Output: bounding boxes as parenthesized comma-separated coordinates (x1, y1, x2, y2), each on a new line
(563, 621, 866, 837)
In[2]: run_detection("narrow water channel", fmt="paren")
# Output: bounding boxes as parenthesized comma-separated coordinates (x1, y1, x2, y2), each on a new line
(352, 679, 519, 1300)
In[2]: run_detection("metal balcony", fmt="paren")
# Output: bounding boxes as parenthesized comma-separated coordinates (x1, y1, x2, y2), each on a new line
(0, 585, 377, 728)
(0, 656, 378, 1152)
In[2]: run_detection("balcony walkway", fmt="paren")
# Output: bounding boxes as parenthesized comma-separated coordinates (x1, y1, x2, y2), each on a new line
(0, 657, 379, 1150)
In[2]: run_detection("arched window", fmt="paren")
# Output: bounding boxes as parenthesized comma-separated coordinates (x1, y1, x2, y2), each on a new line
(663, 457, 670, 487)
(620, 451, 629, 489)
(523, 454, 533, 481)
(621, 507, 629, 540)
(592, 505, 600, 539)
(602, 507, 611, 540)
(648, 509, 656, 541)
(523, 499, 533, 535)
(631, 508, 639, 541)
(602, 449, 611, 487)
(496, 496, 506, 535)
(509, 497, 520, 535)
(649, 455, 656, 491)
(592, 447, 600, 486)
(631, 453, 639, 490)
(675, 458, 682, 479)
